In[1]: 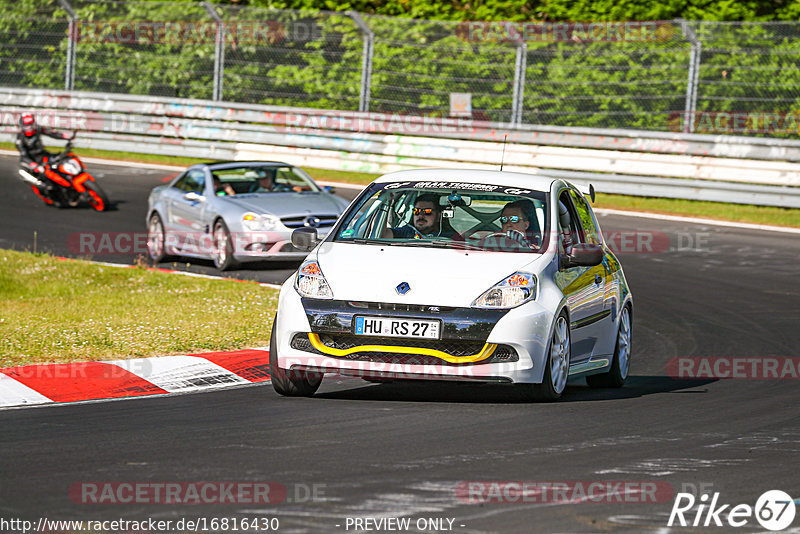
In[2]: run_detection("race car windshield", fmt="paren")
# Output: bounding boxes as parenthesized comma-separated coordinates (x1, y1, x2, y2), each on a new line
(333, 182, 550, 253)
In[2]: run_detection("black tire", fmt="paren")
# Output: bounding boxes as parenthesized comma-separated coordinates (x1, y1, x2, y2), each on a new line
(587, 305, 632, 389)
(147, 212, 171, 263)
(84, 180, 109, 212)
(269, 314, 323, 397)
(518, 312, 571, 402)
(212, 219, 238, 271)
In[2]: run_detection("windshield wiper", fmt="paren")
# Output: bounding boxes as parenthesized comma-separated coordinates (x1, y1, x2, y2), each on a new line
(388, 239, 484, 251)
(344, 237, 391, 245)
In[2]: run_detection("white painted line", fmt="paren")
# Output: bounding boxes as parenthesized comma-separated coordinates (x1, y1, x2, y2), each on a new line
(0, 374, 52, 407)
(108, 356, 249, 393)
(594, 208, 800, 234)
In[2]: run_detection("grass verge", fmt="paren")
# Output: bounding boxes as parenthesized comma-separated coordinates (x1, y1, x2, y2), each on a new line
(0, 249, 278, 367)
(2, 142, 797, 227)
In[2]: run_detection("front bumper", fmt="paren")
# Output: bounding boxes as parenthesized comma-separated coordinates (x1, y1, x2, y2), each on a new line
(232, 228, 331, 262)
(274, 278, 555, 384)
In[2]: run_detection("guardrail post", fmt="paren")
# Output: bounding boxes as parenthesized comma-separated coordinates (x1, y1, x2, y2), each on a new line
(679, 19, 701, 134)
(348, 11, 373, 113)
(511, 43, 527, 125)
(203, 2, 225, 101)
(57, 0, 77, 91)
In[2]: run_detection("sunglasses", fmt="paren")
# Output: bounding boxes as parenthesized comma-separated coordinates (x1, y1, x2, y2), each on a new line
(499, 215, 522, 224)
(413, 208, 435, 216)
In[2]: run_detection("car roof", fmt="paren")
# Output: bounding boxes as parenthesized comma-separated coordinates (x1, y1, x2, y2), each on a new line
(373, 168, 557, 192)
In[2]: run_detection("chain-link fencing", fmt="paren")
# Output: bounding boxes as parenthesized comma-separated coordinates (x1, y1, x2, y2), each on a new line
(1, 0, 799, 135)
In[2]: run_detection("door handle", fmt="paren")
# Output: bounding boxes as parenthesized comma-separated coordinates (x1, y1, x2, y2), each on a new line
(595, 274, 603, 285)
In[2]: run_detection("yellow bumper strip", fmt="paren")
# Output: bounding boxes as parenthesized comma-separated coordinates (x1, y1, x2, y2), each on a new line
(308, 333, 497, 364)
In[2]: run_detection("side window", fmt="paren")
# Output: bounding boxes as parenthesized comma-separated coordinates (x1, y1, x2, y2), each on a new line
(569, 190, 601, 245)
(174, 169, 205, 193)
(171, 171, 188, 190)
(557, 191, 582, 254)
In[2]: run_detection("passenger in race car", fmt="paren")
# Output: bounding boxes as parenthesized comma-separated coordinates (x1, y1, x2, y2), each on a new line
(386, 193, 463, 240)
(499, 199, 541, 249)
(213, 175, 235, 196)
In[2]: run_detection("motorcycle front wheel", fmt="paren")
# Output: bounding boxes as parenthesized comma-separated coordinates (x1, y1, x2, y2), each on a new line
(84, 181, 110, 211)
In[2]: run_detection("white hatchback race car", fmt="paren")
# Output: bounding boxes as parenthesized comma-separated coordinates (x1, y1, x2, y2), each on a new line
(269, 169, 633, 401)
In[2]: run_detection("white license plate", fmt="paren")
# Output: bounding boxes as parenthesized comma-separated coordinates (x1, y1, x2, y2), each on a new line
(354, 316, 441, 339)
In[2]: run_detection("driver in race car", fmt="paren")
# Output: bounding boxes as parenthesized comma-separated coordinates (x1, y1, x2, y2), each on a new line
(498, 199, 540, 249)
(387, 193, 463, 240)
(16, 113, 72, 191)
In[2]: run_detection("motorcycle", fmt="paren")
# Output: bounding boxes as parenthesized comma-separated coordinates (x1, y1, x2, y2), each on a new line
(18, 134, 110, 211)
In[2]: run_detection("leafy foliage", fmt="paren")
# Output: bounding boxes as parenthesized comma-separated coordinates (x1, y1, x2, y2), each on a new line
(1, 0, 799, 133)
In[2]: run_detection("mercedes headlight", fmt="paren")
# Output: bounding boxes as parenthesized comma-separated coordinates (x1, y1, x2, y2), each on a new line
(295, 261, 333, 299)
(242, 212, 279, 231)
(472, 272, 537, 309)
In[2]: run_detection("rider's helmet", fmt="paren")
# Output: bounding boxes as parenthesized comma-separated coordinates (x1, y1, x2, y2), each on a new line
(19, 113, 36, 137)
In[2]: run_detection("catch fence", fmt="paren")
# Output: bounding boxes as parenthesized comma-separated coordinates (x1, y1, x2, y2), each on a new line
(2, 1, 799, 134)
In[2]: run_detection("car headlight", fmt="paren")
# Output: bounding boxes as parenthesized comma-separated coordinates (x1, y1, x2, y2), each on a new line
(472, 272, 537, 309)
(242, 212, 279, 231)
(295, 260, 334, 299)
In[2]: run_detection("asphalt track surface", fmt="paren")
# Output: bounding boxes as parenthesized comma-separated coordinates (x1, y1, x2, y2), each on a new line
(2, 154, 800, 533)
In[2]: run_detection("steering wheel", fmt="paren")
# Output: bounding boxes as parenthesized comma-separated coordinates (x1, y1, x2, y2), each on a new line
(482, 230, 533, 249)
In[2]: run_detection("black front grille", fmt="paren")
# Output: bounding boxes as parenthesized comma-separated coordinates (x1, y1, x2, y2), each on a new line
(290, 333, 518, 365)
(347, 301, 457, 313)
(281, 215, 338, 229)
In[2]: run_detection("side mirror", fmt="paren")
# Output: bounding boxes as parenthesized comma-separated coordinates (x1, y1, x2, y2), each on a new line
(561, 243, 603, 268)
(322, 185, 336, 194)
(292, 227, 319, 251)
(183, 192, 204, 202)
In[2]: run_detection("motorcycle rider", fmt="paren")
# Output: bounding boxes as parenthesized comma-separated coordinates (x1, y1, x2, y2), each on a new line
(16, 113, 73, 201)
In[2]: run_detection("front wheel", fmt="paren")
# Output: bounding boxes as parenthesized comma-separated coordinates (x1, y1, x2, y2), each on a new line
(518, 313, 571, 402)
(587, 306, 631, 388)
(269, 314, 323, 397)
(84, 180, 109, 211)
(212, 219, 237, 271)
(147, 212, 171, 263)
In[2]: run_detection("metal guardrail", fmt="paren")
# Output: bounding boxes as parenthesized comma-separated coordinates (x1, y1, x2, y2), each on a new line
(2, 88, 799, 208)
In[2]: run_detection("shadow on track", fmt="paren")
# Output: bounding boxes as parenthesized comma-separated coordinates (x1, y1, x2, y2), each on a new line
(313, 375, 718, 404)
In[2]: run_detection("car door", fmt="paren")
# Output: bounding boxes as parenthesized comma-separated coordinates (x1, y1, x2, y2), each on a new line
(553, 189, 606, 364)
(168, 169, 210, 253)
(569, 189, 616, 359)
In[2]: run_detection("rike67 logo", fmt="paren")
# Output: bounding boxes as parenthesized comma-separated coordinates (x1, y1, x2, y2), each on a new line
(668, 490, 796, 531)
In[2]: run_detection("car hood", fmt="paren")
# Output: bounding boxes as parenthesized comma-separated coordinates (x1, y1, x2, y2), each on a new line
(314, 242, 549, 308)
(220, 192, 345, 216)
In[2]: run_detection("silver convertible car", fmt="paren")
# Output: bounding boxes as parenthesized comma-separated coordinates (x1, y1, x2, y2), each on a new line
(146, 161, 350, 270)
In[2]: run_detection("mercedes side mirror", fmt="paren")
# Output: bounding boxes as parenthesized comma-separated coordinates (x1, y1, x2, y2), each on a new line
(183, 192, 204, 202)
(292, 227, 320, 251)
